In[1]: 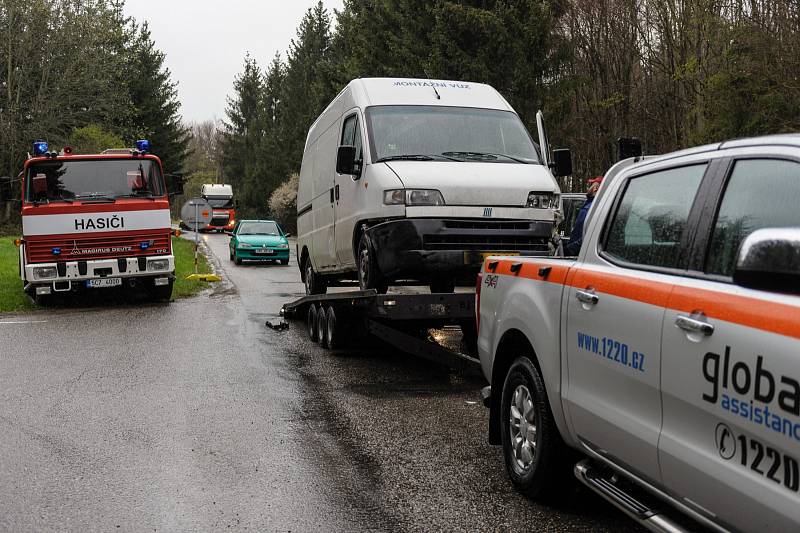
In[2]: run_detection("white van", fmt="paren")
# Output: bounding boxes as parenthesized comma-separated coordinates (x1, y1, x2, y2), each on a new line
(296, 78, 572, 295)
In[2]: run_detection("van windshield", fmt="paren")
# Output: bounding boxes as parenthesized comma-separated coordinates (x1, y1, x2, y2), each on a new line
(25, 159, 165, 202)
(365, 106, 541, 164)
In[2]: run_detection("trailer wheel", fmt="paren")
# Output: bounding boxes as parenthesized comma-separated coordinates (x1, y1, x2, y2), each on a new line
(325, 306, 342, 350)
(317, 306, 329, 349)
(307, 304, 319, 342)
(500, 356, 567, 499)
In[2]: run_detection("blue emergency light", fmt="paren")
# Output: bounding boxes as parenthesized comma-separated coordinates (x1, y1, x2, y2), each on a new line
(140, 242, 150, 250)
(136, 139, 151, 153)
(52, 247, 61, 255)
(33, 141, 48, 156)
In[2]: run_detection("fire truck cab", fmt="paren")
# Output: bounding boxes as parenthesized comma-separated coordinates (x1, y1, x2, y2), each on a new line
(17, 140, 176, 303)
(200, 183, 235, 232)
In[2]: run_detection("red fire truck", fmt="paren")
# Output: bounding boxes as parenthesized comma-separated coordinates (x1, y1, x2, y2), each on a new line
(12, 140, 180, 303)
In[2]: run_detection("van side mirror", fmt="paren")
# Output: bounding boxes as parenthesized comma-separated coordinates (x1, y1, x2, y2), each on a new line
(0, 177, 12, 201)
(551, 149, 572, 178)
(733, 228, 800, 294)
(336, 145, 358, 176)
(618, 137, 642, 161)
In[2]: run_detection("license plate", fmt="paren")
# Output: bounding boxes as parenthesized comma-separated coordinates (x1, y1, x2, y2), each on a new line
(481, 252, 520, 260)
(86, 278, 122, 288)
(255, 249, 275, 255)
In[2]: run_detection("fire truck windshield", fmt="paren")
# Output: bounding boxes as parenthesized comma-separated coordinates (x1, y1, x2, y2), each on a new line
(25, 159, 165, 203)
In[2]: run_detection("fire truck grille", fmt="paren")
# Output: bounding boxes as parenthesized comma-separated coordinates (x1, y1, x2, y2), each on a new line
(26, 230, 171, 263)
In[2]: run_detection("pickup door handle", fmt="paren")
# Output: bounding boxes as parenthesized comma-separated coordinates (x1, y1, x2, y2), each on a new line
(676, 315, 714, 336)
(330, 188, 335, 203)
(575, 289, 599, 306)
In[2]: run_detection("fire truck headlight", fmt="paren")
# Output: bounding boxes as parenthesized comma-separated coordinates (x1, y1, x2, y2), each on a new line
(148, 259, 169, 271)
(33, 266, 57, 280)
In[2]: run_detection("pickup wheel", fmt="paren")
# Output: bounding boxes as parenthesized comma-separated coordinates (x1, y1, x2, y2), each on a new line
(501, 356, 565, 499)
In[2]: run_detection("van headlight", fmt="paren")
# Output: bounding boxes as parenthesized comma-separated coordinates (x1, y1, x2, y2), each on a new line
(33, 266, 57, 280)
(526, 192, 559, 209)
(383, 189, 445, 206)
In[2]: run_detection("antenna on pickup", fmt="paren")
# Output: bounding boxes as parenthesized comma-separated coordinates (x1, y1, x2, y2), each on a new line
(424, 70, 441, 100)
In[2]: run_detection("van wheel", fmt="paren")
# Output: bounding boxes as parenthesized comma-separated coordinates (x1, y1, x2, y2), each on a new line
(357, 234, 388, 294)
(304, 260, 327, 295)
(501, 356, 567, 499)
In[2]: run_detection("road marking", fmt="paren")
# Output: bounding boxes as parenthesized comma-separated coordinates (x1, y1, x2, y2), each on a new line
(0, 320, 48, 325)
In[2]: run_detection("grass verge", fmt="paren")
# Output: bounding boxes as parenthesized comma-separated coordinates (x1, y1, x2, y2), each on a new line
(0, 238, 34, 313)
(172, 236, 213, 298)
(0, 236, 212, 313)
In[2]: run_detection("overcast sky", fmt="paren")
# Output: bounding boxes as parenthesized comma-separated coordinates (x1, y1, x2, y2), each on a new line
(123, 0, 344, 124)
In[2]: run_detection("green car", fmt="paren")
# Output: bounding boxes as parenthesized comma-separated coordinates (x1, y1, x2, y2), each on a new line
(228, 220, 291, 265)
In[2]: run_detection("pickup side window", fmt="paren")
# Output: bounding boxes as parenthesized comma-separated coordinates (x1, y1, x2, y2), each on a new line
(604, 164, 706, 269)
(706, 159, 800, 277)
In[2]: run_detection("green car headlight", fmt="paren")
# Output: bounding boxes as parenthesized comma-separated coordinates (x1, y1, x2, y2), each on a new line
(238, 243, 253, 248)
(277, 243, 289, 249)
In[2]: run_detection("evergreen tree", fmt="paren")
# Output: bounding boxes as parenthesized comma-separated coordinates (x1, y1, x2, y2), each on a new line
(124, 22, 190, 183)
(281, 2, 337, 170)
(220, 54, 265, 216)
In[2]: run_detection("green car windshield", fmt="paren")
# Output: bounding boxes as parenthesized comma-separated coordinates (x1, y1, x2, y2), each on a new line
(238, 221, 280, 236)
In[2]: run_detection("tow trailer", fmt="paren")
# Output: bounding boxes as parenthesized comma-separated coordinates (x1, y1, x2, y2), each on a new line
(280, 290, 480, 373)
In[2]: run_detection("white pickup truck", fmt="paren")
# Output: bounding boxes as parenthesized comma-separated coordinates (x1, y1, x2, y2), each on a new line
(477, 134, 800, 532)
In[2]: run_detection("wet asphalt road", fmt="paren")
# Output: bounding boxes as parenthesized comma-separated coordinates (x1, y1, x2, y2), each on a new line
(0, 232, 638, 532)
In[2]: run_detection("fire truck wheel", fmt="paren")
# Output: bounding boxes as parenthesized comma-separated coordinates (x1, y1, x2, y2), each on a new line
(33, 290, 52, 307)
(317, 306, 329, 349)
(307, 304, 319, 342)
(150, 280, 174, 302)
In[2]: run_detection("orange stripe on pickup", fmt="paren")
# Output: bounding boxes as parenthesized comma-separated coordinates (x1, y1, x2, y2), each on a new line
(670, 285, 800, 340)
(487, 258, 800, 340)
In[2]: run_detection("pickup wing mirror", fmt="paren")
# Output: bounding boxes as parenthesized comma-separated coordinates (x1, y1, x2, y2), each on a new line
(733, 228, 800, 294)
(336, 145, 360, 176)
(551, 149, 572, 178)
(0, 177, 12, 201)
(618, 137, 642, 161)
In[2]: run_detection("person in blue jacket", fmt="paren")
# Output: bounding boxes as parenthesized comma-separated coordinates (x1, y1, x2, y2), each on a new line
(565, 176, 603, 256)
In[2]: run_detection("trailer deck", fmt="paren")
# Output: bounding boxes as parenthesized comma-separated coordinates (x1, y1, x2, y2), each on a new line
(281, 290, 480, 372)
